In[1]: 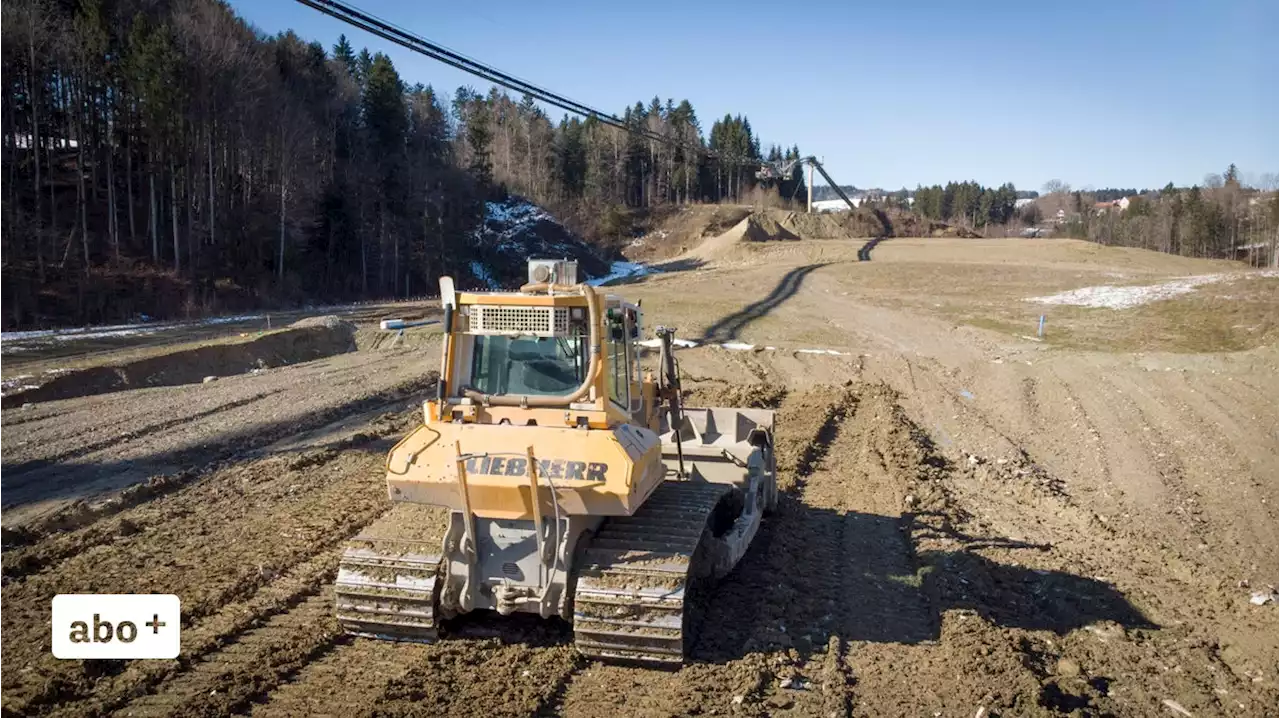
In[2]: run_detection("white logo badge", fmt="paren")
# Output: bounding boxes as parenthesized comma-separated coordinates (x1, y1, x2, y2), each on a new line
(51, 594, 181, 659)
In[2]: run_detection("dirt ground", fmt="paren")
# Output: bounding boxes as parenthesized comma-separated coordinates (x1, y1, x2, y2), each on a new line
(2, 227, 1276, 717)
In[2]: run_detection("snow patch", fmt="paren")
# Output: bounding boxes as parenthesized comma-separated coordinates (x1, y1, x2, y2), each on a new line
(796, 348, 850, 356)
(1, 314, 268, 351)
(636, 337, 699, 349)
(0, 371, 34, 394)
(719, 342, 756, 351)
(472, 198, 572, 255)
(587, 261, 658, 286)
(1029, 270, 1276, 310)
(1028, 275, 1228, 310)
(483, 199, 553, 227)
(469, 261, 500, 289)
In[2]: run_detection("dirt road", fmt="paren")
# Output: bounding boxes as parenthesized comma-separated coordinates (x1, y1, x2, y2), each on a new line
(2, 234, 1275, 717)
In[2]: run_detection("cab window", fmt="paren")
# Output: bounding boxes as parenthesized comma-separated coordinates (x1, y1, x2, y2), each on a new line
(607, 321, 630, 408)
(470, 335, 586, 396)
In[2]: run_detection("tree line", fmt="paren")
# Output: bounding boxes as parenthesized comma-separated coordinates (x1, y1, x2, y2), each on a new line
(1053, 167, 1278, 266)
(1090, 188, 1141, 202)
(912, 181, 1020, 227)
(1, 0, 804, 329)
(451, 88, 804, 226)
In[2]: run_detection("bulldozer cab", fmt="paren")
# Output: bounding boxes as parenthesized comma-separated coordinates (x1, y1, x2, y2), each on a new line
(428, 270, 654, 432)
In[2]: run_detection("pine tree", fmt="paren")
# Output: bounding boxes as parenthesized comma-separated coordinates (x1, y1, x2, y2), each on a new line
(467, 108, 494, 190)
(355, 48, 373, 88)
(332, 34, 356, 76)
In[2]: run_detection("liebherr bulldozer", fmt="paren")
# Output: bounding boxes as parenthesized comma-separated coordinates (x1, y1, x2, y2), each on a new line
(335, 259, 777, 664)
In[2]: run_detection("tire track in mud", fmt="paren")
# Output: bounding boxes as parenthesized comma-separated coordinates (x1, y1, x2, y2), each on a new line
(1094, 373, 1278, 598)
(557, 386, 866, 717)
(241, 617, 580, 718)
(2, 373, 435, 550)
(2, 425, 410, 716)
(1091, 375, 1205, 531)
(849, 374, 1264, 716)
(84, 503, 443, 717)
(3, 409, 406, 582)
(820, 386, 946, 716)
(362, 632, 581, 718)
(245, 639, 434, 718)
(110, 593, 342, 717)
(140, 504, 576, 716)
(2, 390, 288, 482)
(51, 551, 344, 718)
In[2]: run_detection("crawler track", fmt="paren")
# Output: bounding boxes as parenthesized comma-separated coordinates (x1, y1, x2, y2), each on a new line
(334, 541, 444, 642)
(572, 481, 731, 664)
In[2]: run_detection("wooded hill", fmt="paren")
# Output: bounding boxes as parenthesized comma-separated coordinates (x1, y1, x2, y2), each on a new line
(1, 0, 806, 329)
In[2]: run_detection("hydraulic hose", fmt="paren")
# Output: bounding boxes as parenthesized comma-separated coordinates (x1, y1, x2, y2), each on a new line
(462, 283, 601, 407)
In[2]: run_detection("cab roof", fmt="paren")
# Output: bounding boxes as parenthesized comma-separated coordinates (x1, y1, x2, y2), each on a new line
(456, 289, 629, 307)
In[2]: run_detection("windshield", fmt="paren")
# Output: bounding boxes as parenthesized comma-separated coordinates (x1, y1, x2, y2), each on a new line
(469, 335, 587, 396)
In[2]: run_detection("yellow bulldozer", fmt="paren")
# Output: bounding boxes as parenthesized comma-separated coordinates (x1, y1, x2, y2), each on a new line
(336, 259, 777, 664)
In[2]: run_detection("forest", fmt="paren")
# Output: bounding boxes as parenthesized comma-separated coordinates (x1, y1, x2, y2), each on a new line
(906, 172, 1277, 266)
(1057, 169, 1279, 265)
(911, 181, 1021, 228)
(1, 0, 803, 329)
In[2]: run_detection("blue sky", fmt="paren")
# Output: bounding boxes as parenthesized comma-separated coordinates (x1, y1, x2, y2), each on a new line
(232, 0, 1277, 192)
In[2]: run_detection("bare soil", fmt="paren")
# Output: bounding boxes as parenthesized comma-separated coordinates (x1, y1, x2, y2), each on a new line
(2, 322, 358, 408)
(2, 229, 1275, 717)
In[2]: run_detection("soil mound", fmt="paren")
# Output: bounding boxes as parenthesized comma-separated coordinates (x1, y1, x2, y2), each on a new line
(741, 213, 800, 243)
(628, 205, 754, 261)
(684, 382, 788, 410)
(289, 315, 357, 332)
(687, 212, 805, 261)
(2, 325, 357, 408)
(778, 208, 889, 238)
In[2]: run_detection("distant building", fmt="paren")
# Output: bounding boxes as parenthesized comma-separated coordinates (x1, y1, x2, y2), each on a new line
(811, 198, 864, 212)
(1093, 197, 1132, 214)
(1014, 198, 1036, 209)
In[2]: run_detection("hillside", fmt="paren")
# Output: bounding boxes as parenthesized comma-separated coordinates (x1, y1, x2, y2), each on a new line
(0, 0, 809, 332)
(4, 192, 610, 331)
(464, 197, 612, 289)
(623, 204, 979, 264)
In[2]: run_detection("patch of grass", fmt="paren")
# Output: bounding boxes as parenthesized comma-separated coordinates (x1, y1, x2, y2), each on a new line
(964, 316, 1048, 340)
(1109, 277, 1278, 352)
(952, 276, 1277, 353)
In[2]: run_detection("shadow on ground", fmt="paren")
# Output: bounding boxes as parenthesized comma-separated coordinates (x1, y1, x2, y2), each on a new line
(857, 236, 886, 261)
(699, 263, 830, 344)
(651, 257, 707, 274)
(424, 497, 1154, 668)
(1, 326, 358, 408)
(690, 497, 1155, 663)
(855, 208, 892, 261)
(0, 374, 435, 544)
